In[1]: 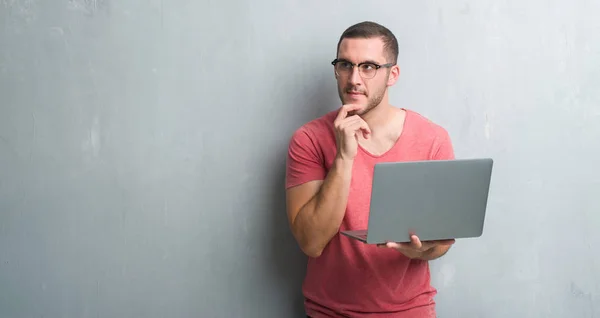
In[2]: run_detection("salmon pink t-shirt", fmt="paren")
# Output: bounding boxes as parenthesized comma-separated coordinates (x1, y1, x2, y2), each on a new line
(285, 108, 455, 318)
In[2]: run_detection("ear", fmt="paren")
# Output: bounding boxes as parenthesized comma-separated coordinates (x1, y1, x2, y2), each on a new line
(386, 64, 400, 86)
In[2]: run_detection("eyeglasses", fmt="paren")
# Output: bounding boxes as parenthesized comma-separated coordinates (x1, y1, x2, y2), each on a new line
(331, 58, 395, 79)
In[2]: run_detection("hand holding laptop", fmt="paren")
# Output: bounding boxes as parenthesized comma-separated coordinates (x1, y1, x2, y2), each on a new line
(377, 234, 455, 259)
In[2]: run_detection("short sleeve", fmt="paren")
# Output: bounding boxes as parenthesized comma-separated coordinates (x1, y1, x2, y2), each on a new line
(285, 127, 327, 189)
(432, 129, 455, 160)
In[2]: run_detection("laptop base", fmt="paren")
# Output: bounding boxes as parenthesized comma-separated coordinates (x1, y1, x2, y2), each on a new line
(341, 230, 414, 244)
(340, 230, 369, 243)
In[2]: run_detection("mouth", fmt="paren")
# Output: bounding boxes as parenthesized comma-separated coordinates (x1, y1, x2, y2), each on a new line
(346, 91, 365, 97)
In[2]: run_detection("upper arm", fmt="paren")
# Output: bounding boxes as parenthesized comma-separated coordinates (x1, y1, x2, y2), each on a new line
(285, 128, 326, 226)
(286, 180, 323, 227)
(432, 129, 455, 160)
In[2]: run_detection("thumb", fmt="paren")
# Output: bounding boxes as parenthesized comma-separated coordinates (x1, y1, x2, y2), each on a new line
(361, 122, 371, 139)
(385, 242, 401, 249)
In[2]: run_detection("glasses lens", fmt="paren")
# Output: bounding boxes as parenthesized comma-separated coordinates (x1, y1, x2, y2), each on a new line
(334, 61, 380, 78)
(335, 61, 352, 76)
(359, 64, 377, 79)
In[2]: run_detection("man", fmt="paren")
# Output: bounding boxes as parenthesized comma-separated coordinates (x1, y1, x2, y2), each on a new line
(285, 21, 456, 317)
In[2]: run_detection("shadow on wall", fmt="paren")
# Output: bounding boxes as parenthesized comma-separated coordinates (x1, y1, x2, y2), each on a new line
(264, 68, 337, 317)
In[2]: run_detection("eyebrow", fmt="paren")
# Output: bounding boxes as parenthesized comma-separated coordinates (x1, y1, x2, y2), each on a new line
(361, 59, 381, 65)
(338, 58, 382, 65)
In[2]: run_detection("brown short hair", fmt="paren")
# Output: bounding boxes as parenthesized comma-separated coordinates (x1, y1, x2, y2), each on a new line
(336, 21, 399, 64)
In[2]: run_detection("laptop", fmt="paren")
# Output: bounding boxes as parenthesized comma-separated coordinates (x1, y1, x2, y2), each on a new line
(341, 158, 494, 244)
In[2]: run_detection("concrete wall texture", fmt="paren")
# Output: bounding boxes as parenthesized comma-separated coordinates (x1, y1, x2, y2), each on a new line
(1, 1, 599, 317)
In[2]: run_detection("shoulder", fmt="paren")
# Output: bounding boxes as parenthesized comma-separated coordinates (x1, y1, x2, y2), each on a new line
(405, 108, 451, 141)
(285, 110, 338, 189)
(288, 109, 337, 149)
(403, 108, 455, 160)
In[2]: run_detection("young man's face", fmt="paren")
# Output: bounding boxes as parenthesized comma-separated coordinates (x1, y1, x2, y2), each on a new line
(334, 37, 399, 116)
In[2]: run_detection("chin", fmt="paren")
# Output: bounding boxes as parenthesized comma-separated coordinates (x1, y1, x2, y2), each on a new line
(348, 106, 367, 116)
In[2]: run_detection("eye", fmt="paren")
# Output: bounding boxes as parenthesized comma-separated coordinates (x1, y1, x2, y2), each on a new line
(361, 64, 376, 71)
(340, 61, 352, 69)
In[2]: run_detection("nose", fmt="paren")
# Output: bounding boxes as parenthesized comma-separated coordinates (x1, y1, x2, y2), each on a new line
(349, 66, 362, 85)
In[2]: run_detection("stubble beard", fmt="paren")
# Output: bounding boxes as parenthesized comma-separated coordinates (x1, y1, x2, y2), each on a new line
(338, 85, 386, 117)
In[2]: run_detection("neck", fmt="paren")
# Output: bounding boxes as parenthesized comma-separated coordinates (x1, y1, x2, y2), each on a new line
(361, 100, 396, 130)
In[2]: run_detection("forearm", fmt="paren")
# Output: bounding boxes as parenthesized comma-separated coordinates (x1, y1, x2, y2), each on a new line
(292, 157, 353, 257)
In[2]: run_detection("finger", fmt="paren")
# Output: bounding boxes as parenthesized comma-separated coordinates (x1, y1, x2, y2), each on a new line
(337, 115, 366, 131)
(336, 104, 363, 122)
(352, 117, 371, 138)
(344, 119, 371, 139)
(337, 119, 362, 137)
(361, 124, 371, 139)
(343, 119, 366, 133)
(410, 235, 422, 249)
(343, 104, 364, 115)
(385, 242, 402, 249)
(335, 106, 348, 122)
(335, 117, 360, 136)
(421, 239, 455, 245)
(335, 105, 351, 122)
(431, 239, 456, 245)
(338, 115, 362, 129)
(387, 241, 416, 249)
(418, 239, 455, 252)
(335, 112, 371, 140)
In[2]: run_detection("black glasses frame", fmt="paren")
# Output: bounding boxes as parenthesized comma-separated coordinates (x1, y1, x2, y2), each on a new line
(331, 58, 395, 78)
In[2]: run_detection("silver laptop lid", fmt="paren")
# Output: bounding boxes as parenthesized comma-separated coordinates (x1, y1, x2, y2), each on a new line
(365, 158, 493, 244)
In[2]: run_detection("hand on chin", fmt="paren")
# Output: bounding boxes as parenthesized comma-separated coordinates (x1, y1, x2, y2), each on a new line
(343, 99, 367, 116)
